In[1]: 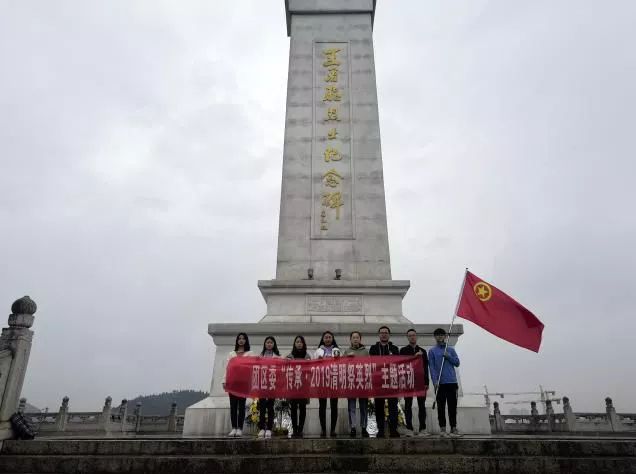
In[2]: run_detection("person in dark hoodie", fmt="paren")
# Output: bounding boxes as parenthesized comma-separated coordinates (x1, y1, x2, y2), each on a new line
(286, 335, 311, 438)
(399, 328, 430, 437)
(368, 325, 400, 438)
(343, 331, 369, 438)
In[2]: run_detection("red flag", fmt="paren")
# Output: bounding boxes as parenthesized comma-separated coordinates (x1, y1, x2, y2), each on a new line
(457, 271, 544, 352)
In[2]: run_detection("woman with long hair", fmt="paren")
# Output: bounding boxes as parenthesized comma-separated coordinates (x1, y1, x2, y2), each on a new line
(286, 335, 311, 438)
(257, 336, 280, 439)
(223, 332, 253, 437)
(315, 330, 341, 437)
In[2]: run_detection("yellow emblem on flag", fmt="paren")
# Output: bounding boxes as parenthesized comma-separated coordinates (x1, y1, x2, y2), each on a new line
(473, 282, 492, 302)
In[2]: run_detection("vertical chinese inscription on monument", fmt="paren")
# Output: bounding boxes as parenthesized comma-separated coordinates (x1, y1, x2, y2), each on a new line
(312, 42, 353, 239)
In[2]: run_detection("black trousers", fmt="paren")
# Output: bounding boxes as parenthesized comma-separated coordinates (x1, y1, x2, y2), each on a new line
(436, 383, 458, 429)
(258, 398, 275, 430)
(404, 396, 426, 431)
(318, 398, 338, 432)
(229, 395, 246, 429)
(290, 399, 307, 433)
(375, 397, 398, 434)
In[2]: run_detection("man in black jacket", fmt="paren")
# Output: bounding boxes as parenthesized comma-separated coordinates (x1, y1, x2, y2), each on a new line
(399, 328, 430, 436)
(369, 325, 400, 438)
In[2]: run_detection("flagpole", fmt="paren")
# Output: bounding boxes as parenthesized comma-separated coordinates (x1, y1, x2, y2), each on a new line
(432, 268, 468, 410)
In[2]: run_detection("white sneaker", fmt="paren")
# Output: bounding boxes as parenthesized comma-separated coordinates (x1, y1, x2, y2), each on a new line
(228, 428, 237, 437)
(401, 428, 414, 437)
(257, 429, 265, 438)
(439, 429, 449, 438)
(265, 430, 272, 439)
(417, 430, 432, 438)
(235, 429, 242, 437)
(449, 428, 462, 438)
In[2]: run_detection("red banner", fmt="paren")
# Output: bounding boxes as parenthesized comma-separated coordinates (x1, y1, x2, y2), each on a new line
(225, 355, 426, 399)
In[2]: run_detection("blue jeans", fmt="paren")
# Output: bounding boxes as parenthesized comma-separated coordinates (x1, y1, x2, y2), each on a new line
(347, 398, 368, 430)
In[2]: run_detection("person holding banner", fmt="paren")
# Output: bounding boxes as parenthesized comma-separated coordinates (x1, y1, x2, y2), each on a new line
(399, 329, 430, 437)
(428, 328, 461, 437)
(369, 325, 400, 438)
(223, 332, 253, 438)
(257, 336, 281, 439)
(314, 331, 341, 437)
(286, 335, 311, 438)
(343, 331, 369, 438)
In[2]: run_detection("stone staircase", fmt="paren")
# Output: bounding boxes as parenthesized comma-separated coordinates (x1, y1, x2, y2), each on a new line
(0, 436, 635, 473)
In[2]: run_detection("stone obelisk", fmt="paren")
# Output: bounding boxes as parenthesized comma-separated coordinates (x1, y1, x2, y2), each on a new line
(184, 1, 488, 436)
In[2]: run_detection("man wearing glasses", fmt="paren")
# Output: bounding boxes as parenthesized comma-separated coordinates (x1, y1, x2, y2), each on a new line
(369, 325, 400, 438)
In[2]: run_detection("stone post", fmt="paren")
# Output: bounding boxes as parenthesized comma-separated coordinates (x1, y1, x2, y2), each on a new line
(119, 399, 128, 432)
(605, 397, 619, 432)
(492, 401, 503, 432)
(168, 401, 177, 432)
(545, 400, 555, 432)
(530, 401, 539, 430)
(101, 396, 112, 433)
(55, 396, 69, 432)
(17, 398, 27, 414)
(134, 402, 142, 432)
(562, 396, 576, 432)
(0, 296, 38, 440)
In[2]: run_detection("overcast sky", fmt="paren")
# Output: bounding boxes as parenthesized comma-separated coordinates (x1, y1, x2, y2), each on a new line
(1, 1, 635, 413)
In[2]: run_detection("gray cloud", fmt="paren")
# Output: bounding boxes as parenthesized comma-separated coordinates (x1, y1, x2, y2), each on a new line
(1, 1, 634, 413)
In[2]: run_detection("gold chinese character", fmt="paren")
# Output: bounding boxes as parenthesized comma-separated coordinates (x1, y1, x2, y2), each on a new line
(323, 48, 341, 68)
(323, 86, 342, 102)
(324, 147, 342, 162)
(326, 108, 340, 122)
(324, 67, 339, 83)
(327, 128, 338, 140)
(321, 192, 344, 220)
(323, 168, 343, 188)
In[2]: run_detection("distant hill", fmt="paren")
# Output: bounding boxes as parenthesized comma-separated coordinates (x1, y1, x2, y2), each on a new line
(117, 390, 208, 415)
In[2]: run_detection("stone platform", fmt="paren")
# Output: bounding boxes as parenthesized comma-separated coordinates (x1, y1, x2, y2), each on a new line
(1, 436, 635, 473)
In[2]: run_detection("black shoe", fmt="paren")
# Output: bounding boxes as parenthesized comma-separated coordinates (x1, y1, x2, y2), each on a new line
(330, 430, 337, 438)
(350, 428, 356, 438)
(376, 431, 385, 438)
(320, 430, 327, 438)
(361, 428, 369, 438)
(389, 430, 400, 438)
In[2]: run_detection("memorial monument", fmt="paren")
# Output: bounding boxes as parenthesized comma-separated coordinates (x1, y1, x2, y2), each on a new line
(184, 0, 489, 436)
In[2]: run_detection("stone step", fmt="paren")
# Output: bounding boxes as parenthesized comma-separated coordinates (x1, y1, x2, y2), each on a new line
(1, 438, 634, 473)
(2, 437, 635, 457)
(0, 453, 635, 474)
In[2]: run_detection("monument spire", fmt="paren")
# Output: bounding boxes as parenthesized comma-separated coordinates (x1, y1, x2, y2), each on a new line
(256, 0, 410, 323)
(276, 0, 392, 277)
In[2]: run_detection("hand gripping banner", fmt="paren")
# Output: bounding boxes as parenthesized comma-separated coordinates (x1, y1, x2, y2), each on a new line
(225, 355, 427, 399)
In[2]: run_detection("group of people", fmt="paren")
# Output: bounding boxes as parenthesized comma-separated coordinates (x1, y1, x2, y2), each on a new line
(222, 326, 461, 439)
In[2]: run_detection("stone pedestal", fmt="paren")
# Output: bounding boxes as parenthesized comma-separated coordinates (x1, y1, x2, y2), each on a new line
(0, 296, 38, 440)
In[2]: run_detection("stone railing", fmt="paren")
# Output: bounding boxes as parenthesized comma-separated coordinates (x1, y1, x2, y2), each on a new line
(20, 396, 184, 436)
(490, 397, 636, 434)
